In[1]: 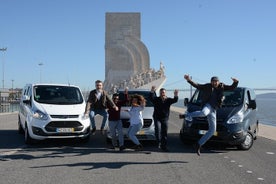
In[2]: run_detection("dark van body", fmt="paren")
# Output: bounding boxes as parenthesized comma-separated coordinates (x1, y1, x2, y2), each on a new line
(180, 87, 258, 150)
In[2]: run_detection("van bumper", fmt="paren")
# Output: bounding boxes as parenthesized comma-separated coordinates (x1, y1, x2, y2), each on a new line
(27, 117, 91, 140)
(180, 127, 247, 145)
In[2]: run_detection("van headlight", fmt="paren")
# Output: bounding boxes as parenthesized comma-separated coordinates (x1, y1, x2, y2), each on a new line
(33, 110, 48, 120)
(227, 111, 244, 124)
(82, 113, 90, 120)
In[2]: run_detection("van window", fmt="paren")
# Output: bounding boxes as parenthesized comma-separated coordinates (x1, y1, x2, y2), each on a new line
(247, 89, 256, 101)
(34, 85, 83, 104)
(223, 88, 243, 106)
(191, 90, 202, 105)
(190, 88, 244, 107)
(118, 91, 154, 107)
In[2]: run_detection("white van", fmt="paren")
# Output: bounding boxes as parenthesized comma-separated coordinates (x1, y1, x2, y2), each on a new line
(18, 83, 91, 144)
(106, 89, 155, 141)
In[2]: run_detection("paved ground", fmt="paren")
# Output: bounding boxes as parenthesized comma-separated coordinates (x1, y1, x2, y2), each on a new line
(0, 110, 275, 184)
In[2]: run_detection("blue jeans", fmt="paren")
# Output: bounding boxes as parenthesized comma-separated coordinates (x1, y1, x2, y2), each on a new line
(108, 120, 124, 147)
(128, 123, 142, 145)
(188, 103, 216, 146)
(154, 117, 168, 148)
(89, 109, 108, 129)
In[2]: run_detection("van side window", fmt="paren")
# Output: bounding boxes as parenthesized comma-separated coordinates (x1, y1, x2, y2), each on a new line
(191, 90, 202, 105)
(248, 89, 256, 101)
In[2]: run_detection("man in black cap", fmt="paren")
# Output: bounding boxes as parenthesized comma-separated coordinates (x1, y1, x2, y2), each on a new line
(183, 74, 239, 156)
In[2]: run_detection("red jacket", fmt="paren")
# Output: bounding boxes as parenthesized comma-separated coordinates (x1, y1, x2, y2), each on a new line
(107, 93, 128, 121)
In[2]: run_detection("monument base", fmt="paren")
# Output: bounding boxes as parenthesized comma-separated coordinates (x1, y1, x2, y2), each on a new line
(135, 76, 166, 91)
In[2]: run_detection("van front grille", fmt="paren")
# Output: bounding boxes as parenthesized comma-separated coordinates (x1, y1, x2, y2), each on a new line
(121, 119, 153, 128)
(50, 115, 79, 119)
(45, 121, 83, 132)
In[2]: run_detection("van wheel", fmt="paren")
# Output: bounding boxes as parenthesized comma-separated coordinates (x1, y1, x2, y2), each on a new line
(25, 124, 35, 145)
(179, 130, 193, 145)
(18, 117, 24, 134)
(254, 123, 259, 140)
(81, 134, 90, 143)
(237, 131, 254, 150)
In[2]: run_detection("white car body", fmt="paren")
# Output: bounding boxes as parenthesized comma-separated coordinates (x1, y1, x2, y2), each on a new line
(107, 89, 155, 141)
(18, 83, 91, 144)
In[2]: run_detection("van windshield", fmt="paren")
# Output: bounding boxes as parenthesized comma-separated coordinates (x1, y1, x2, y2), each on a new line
(118, 91, 154, 107)
(222, 88, 243, 106)
(34, 85, 84, 104)
(191, 88, 243, 107)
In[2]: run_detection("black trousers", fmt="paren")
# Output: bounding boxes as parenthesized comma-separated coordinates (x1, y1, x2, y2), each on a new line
(154, 117, 169, 148)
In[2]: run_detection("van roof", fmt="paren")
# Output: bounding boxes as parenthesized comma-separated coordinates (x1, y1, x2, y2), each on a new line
(118, 89, 151, 92)
(25, 83, 79, 88)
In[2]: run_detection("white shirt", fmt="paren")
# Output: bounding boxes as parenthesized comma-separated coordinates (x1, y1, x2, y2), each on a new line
(128, 106, 144, 126)
(96, 90, 102, 100)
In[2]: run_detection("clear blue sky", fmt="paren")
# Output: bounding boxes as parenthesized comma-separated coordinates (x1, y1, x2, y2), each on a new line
(1, 0, 275, 91)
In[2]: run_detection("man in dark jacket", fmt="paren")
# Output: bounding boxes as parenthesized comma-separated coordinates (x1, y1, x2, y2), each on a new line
(183, 74, 239, 156)
(150, 86, 178, 152)
(85, 80, 118, 135)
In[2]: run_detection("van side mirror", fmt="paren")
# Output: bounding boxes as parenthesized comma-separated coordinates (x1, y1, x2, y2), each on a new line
(248, 100, 256, 109)
(22, 95, 31, 105)
(184, 98, 189, 106)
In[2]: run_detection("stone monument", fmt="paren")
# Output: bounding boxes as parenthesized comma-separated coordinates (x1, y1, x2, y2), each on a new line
(104, 12, 166, 93)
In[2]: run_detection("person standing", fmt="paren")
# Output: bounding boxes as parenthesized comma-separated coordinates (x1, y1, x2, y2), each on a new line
(85, 80, 118, 135)
(183, 74, 239, 156)
(149, 86, 178, 152)
(107, 88, 128, 151)
(125, 94, 146, 151)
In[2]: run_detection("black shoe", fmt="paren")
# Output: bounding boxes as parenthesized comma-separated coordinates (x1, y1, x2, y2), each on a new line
(109, 145, 116, 150)
(119, 145, 126, 151)
(161, 147, 170, 152)
(179, 114, 185, 119)
(132, 144, 143, 151)
(194, 143, 201, 156)
(158, 143, 161, 149)
(100, 128, 105, 135)
(91, 127, 96, 135)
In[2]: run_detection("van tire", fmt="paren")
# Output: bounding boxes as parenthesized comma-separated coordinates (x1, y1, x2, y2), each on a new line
(237, 131, 254, 150)
(18, 117, 24, 134)
(25, 124, 35, 145)
(179, 130, 193, 145)
(81, 135, 90, 143)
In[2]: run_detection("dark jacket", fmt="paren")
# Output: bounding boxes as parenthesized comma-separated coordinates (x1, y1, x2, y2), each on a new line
(107, 93, 128, 121)
(85, 89, 115, 113)
(188, 80, 239, 108)
(149, 92, 178, 119)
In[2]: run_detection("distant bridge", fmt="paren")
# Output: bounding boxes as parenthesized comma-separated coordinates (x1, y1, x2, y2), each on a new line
(166, 88, 276, 91)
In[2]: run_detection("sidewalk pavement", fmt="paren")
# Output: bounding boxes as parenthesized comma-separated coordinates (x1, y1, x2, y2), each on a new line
(171, 106, 276, 141)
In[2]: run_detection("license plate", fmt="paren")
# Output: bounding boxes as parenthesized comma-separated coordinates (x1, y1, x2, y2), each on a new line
(137, 130, 145, 135)
(198, 130, 218, 136)
(56, 128, 74, 133)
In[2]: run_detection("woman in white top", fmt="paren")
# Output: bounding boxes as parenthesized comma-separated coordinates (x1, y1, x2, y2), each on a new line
(126, 94, 146, 151)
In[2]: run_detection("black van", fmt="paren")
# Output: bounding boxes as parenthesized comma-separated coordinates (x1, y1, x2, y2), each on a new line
(180, 87, 259, 150)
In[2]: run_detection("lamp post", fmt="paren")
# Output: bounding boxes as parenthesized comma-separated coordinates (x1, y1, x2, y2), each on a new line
(38, 62, 43, 83)
(11, 79, 14, 100)
(0, 47, 7, 89)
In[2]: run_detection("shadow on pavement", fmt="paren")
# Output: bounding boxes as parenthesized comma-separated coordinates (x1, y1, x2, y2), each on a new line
(0, 128, 236, 163)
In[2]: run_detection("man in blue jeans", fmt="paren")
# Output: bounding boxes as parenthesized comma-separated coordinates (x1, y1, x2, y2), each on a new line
(85, 80, 118, 135)
(150, 86, 178, 152)
(183, 74, 239, 156)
